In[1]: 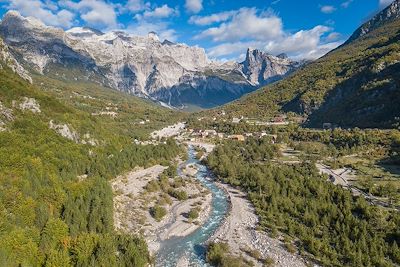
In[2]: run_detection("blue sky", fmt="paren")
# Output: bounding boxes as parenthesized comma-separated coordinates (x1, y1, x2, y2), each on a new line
(0, 0, 393, 60)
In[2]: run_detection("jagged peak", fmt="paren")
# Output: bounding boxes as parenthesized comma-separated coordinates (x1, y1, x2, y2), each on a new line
(277, 53, 288, 59)
(148, 31, 160, 42)
(2, 10, 46, 28)
(162, 39, 175, 46)
(3, 10, 23, 19)
(67, 27, 104, 36)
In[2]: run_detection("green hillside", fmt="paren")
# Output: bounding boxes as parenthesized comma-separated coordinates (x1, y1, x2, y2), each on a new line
(212, 15, 400, 128)
(0, 62, 182, 266)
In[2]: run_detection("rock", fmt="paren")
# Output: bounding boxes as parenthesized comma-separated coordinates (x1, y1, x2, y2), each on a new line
(0, 37, 32, 83)
(0, 101, 14, 131)
(241, 48, 300, 86)
(0, 11, 302, 108)
(19, 97, 41, 113)
(49, 120, 79, 142)
(347, 0, 400, 43)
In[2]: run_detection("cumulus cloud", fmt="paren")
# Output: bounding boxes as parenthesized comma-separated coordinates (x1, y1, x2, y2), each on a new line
(127, 3, 180, 41)
(189, 10, 236, 26)
(185, 0, 203, 13)
(207, 41, 262, 59)
(341, 0, 353, 8)
(325, 32, 341, 42)
(202, 8, 343, 60)
(320, 5, 336, 14)
(5, 0, 75, 28)
(263, 26, 336, 58)
(125, 0, 149, 13)
(61, 0, 117, 29)
(126, 21, 178, 41)
(141, 4, 178, 19)
(196, 8, 283, 42)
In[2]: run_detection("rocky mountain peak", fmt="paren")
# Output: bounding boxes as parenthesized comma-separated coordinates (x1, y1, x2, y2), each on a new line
(66, 27, 104, 39)
(241, 48, 298, 86)
(0, 12, 302, 109)
(277, 53, 288, 59)
(148, 31, 160, 42)
(347, 0, 400, 43)
(2, 10, 50, 30)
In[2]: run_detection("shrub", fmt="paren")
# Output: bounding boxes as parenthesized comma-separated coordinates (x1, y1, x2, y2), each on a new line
(149, 205, 167, 222)
(168, 189, 188, 201)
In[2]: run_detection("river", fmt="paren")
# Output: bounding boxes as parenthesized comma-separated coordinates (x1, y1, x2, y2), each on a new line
(156, 146, 229, 266)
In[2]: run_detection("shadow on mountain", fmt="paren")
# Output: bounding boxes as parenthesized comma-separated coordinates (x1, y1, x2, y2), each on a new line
(301, 61, 400, 129)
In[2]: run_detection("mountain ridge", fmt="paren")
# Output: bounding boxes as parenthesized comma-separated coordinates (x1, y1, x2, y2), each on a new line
(0, 10, 301, 109)
(346, 0, 400, 43)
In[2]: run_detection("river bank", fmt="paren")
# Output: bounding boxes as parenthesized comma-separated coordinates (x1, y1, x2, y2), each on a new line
(210, 183, 307, 266)
(111, 161, 213, 255)
(112, 133, 310, 266)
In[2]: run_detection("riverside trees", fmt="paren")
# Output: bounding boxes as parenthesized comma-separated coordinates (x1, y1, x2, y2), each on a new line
(206, 139, 400, 266)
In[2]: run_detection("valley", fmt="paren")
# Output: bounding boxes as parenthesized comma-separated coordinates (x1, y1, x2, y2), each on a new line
(0, 1, 399, 267)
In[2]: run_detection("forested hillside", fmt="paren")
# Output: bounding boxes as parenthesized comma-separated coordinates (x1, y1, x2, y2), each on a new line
(0, 62, 182, 266)
(210, 5, 400, 129)
(206, 139, 400, 266)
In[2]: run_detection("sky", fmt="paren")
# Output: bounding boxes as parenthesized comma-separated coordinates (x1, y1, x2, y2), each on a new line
(0, 0, 394, 61)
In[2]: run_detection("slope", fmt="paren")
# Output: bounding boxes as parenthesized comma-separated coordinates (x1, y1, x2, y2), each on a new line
(215, 2, 400, 129)
(0, 48, 183, 266)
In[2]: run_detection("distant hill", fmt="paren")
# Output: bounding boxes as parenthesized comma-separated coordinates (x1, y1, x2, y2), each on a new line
(213, 0, 400, 129)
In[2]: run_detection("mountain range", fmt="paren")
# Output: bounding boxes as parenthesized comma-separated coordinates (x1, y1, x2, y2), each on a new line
(213, 0, 400, 129)
(0, 11, 300, 110)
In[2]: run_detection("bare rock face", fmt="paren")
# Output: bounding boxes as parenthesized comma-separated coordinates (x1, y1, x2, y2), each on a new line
(0, 101, 14, 132)
(347, 0, 400, 43)
(0, 35, 31, 83)
(241, 48, 300, 86)
(18, 97, 41, 113)
(0, 11, 302, 108)
(49, 120, 80, 142)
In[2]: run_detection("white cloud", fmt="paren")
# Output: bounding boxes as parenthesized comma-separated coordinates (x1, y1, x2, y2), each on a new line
(263, 26, 337, 58)
(189, 10, 236, 26)
(126, 21, 178, 41)
(141, 4, 178, 19)
(199, 7, 344, 60)
(196, 8, 283, 42)
(320, 5, 337, 14)
(185, 0, 203, 14)
(325, 32, 341, 42)
(341, 0, 353, 8)
(125, 0, 149, 13)
(206, 24, 342, 60)
(61, 0, 117, 29)
(207, 41, 262, 59)
(379, 0, 393, 8)
(5, 0, 75, 28)
(127, 3, 179, 41)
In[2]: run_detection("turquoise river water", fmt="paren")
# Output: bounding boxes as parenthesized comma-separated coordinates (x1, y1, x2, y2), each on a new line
(156, 146, 229, 266)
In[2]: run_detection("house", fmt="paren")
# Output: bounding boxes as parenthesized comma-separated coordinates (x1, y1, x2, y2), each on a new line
(229, 135, 245, 141)
(217, 133, 224, 139)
